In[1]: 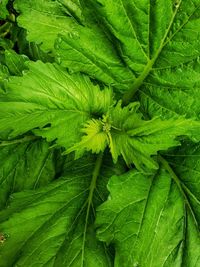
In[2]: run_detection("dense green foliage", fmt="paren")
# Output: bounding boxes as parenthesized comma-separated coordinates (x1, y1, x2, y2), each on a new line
(0, 0, 200, 266)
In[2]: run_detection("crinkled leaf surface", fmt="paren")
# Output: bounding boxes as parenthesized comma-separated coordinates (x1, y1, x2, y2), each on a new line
(89, 0, 200, 103)
(108, 102, 200, 172)
(0, 1, 200, 266)
(96, 167, 200, 267)
(0, 50, 28, 93)
(2, 50, 28, 76)
(57, 0, 84, 22)
(14, 0, 75, 55)
(0, 155, 125, 267)
(14, 0, 136, 92)
(69, 102, 200, 172)
(165, 142, 200, 224)
(14, 0, 200, 99)
(0, 138, 56, 210)
(68, 119, 109, 157)
(0, 60, 113, 149)
(4, 58, 200, 173)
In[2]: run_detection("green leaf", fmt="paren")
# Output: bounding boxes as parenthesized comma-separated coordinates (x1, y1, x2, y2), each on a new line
(14, 0, 135, 92)
(0, 0, 9, 19)
(3, 50, 29, 76)
(0, 154, 125, 266)
(139, 61, 200, 120)
(57, 0, 200, 100)
(0, 60, 113, 149)
(55, 25, 135, 92)
(109, 102, 200, 172)
(96, 168, 200, 267)
(15, 29, 54, 63)
(14, 0, 200, 98)
(0, 138, 56, 209)
(14, 0, 75, 55)
(57, 0, 84, 23)
(67, 119, 109, 157)
(69, 102, 200, 172)
(2, 1, 200, 265)
(92, 0, 200, 101)
(0, 64, 9, 92)
(165, 142, 200, 224)
(0, 37, 12, 50)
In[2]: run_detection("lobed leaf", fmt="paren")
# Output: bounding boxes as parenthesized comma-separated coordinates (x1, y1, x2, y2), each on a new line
(69, 102, 200, 172)
(0, 154, 125, 267)
(96, 168, 200, 267)
(0, 60, 113, 149)
(0, 138, 56, 209)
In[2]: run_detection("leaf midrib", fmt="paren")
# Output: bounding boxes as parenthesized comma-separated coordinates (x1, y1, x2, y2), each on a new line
(81, 152, 103, 267)
(12, 190, 87, 267)
(159, 155, 199, 230)
(122, 0, 185, 104)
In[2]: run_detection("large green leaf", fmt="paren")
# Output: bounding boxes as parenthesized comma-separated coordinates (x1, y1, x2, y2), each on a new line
(69, 102, 200, 172)
(96, 167, 200, 267)
(91, 0, 200, 102)
(0, 154, 125, 266)
(14, 0, 200, 105)
(0, 138, 56, 209)
(108, 102, 200, 172)
(0, 60, 113, 149)
(58, 0, 200, 102)
(2, 2, 200, 266)
(139, 62, 200, 120)
(0, 64, 9, 92)
(14, 0, 135, 92)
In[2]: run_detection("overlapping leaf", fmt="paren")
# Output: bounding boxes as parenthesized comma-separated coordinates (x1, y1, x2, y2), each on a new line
(14, 0, 75, 54)
(0, 1, 200, 266)
(0, 155, 125, 267)
(2, 50, 28, 76)
(89, 0, 200, 105)
(2, 59, 200, 173)
(0, 60, 113, 149)
(139, 61, 200, 120)
(0, 50, 28, 93)
(96, 167, 200, 267)
(69, 102, 200, 172)
(0, 138, 56, 209)
(14, 0, 136, 92)
(14, 0, 200, 104)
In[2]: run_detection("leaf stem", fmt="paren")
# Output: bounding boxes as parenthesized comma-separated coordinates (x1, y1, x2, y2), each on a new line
(81, 152, 103, 266)
(122, 59, 154, 105)
(0, 135, 38, 147)
(158, 155, 198, 228)
(122, 2, 182, 105)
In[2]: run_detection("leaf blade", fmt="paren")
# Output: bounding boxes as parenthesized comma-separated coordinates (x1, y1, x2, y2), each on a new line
(0, 60, 113, 150)
(96, 168, 200, 267)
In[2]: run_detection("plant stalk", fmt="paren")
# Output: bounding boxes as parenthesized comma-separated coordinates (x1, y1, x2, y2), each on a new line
(0, 135, 38, 147)
(81, 152, 103, 266)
